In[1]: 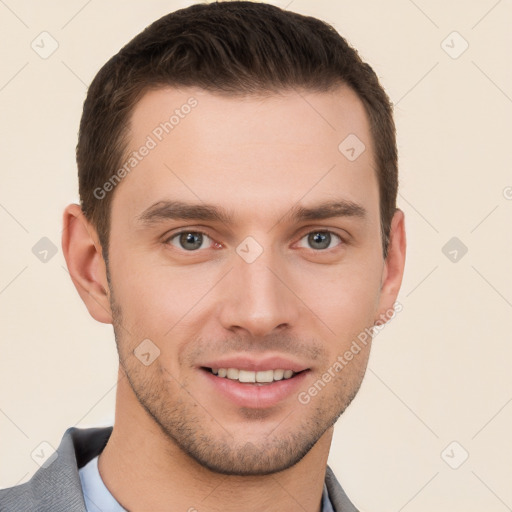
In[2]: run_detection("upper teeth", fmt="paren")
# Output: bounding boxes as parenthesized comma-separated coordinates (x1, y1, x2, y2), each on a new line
(212, 368, 295, 382)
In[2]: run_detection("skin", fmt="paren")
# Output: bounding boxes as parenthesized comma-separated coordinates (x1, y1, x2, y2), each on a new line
(62, 85, 406, 512)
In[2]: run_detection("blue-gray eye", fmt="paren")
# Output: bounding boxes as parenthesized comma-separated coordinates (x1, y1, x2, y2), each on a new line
(298, 231, 342, 250)
(169, 231, 212, 251)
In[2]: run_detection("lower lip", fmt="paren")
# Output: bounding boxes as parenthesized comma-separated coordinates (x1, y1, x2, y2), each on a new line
(200, 369, 309, 409)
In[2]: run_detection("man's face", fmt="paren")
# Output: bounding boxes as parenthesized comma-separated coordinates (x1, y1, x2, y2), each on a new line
(106, 85, 391, 475)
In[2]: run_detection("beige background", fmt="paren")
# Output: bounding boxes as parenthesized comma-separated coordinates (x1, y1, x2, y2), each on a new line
(1, 1, 511, 510)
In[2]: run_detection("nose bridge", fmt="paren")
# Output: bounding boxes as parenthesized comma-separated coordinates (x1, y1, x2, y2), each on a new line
(219, 241, 299, 336)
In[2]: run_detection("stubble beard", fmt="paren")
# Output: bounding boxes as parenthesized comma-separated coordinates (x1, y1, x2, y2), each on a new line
(108, 286, 368, 476)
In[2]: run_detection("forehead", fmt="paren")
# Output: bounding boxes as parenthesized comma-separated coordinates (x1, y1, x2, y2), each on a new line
(112, 85, 379, 227)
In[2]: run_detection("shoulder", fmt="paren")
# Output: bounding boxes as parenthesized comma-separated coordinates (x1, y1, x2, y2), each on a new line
(0, 426, 113, 512)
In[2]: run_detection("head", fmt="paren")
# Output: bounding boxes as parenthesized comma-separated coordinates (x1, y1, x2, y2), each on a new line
(63, 1, 406, 476)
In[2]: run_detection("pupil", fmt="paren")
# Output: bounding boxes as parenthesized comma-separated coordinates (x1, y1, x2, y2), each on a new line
(309, 232, 330, 250)
(181, 232, 202, 250)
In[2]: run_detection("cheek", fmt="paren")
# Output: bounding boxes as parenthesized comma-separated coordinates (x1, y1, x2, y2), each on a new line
(109, 250, 218, 339)
(295, 257, 382, 334)
(109, 254, 169, 334)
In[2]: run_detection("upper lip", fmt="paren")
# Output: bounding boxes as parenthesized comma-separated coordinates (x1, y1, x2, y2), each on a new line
(200, 355, 309, 373)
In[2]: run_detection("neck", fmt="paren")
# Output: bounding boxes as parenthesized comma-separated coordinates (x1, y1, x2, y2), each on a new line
(98, 367, 333, 512)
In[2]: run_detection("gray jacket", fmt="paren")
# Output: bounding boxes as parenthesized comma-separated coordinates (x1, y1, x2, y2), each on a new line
(0, 426, 359, 511)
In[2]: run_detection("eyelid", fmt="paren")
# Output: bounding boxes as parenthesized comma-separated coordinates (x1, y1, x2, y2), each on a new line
(165, 229, 205, 238)
(163, 225, 213, 239)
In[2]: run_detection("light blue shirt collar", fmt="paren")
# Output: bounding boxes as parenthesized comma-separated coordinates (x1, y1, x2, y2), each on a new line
(79, 455, 335, 512)
(79, 455, 126, 512)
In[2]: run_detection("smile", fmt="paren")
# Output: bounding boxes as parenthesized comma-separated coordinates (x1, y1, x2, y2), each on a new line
(200, 366, 309, 408)
(205, 367, 298, 384)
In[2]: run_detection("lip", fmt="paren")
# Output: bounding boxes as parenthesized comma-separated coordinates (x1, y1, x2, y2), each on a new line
(200, 355, 309, 373)
(200, 367, 310, 409)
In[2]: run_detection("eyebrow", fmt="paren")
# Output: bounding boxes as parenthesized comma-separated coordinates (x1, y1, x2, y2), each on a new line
(136, 199, 367, 226)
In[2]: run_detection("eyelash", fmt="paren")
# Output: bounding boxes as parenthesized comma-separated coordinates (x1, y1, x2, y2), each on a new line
(164, 229, 346, 252)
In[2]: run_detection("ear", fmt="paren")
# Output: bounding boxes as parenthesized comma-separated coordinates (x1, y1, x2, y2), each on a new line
(375, 208, 406, 324)
(61, 204, 113, 324)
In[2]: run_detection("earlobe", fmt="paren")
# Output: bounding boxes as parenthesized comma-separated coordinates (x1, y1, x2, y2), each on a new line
(61, 204, 113, 324)
(375, 208, 406, 324)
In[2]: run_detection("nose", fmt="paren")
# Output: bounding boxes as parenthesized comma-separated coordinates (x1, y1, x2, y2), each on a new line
(218, 244, 300, 338)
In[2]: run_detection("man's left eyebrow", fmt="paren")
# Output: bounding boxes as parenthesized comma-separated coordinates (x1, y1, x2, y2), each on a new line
(284, 199, 368, 222)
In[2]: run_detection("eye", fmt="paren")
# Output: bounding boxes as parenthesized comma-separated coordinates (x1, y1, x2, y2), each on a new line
(166, 231, 215, 251)
(297, 231, 343, 251)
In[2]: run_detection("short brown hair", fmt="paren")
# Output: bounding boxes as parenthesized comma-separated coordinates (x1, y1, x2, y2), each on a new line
(77, 1, 398, 261)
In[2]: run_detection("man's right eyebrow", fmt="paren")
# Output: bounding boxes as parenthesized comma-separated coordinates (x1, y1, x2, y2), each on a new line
(136, 200, 233, 225)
